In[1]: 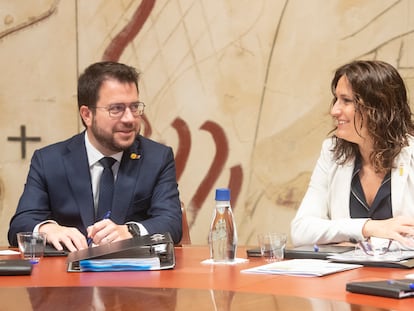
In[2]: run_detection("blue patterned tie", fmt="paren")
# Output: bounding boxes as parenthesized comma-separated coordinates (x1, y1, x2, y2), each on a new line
(97, 157, 116, 220)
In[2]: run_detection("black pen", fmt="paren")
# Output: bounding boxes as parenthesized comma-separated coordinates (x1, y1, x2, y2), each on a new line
(87, 210, 112, 246)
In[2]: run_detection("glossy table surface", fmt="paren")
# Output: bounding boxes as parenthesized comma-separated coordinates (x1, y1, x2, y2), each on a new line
(1, 245, 413, 310)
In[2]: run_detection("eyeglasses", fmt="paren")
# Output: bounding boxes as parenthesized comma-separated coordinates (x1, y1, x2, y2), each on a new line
(94, 102, 145, 118)
(357, 238, 393, 256)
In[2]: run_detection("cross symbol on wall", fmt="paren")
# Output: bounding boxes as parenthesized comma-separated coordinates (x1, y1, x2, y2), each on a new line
(7, 125, 41, 159)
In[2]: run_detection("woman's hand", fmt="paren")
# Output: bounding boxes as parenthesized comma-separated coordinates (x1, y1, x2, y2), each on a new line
(362, 216, 414, 248)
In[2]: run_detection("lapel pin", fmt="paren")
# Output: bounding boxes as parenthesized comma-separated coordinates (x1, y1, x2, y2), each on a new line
(130, 153, 141, 160)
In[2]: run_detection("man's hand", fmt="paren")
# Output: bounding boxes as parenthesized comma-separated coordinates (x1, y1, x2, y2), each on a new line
(39, 223, 88, 252)
(87, 219, 131, 245)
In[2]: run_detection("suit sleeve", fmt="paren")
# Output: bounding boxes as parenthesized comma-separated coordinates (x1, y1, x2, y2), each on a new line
(290, 139, 367, 246)
(138, 146, 182, 244)
(8, 150, 53, 246)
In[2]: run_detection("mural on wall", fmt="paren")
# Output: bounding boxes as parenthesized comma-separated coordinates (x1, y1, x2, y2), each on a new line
(1, 0, 414, 246)
(99, 0, 243, 228)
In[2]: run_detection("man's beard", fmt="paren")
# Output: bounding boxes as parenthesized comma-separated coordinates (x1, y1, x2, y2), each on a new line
(91, 118, 137, 152)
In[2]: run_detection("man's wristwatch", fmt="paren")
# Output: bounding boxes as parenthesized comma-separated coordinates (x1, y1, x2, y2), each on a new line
(127, 223, 141, 237)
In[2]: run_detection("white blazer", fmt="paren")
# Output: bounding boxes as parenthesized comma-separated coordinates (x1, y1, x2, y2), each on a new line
(291, 136, 414, 246)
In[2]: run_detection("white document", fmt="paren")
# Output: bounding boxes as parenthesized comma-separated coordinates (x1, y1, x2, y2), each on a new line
(79, 257, 161, 271)
(0, 250, 20, 255)
(241, 259, 362, 277)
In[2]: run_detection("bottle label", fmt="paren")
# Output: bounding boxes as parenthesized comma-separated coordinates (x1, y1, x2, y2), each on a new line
(209, 206, 237, 261)
(211, 218, 227, 240)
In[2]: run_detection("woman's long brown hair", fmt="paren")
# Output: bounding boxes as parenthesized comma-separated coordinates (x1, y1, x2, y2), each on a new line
(330, 60, 414, 173)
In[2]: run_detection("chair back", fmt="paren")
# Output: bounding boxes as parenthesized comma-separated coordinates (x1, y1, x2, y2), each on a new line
(178, 203, 191, 245)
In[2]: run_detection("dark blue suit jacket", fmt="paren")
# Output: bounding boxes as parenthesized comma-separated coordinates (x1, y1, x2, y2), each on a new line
(8, 132, 182, 246)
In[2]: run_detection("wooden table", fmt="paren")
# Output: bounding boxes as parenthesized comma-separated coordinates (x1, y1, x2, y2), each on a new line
(1, 246, 413, 310)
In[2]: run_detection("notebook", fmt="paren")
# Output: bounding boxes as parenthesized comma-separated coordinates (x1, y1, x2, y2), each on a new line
(44, 244, 69, 257)
(0, 259, 32, 276)
(284, 245, 355, 259)
(346, 279, 414, 299)
(67, 232, 175, 272)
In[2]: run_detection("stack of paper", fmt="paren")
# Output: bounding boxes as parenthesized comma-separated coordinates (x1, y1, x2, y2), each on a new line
(79, 257, 161, 272)
(241, 259, 362, 277)
(328, 250, 414, 263)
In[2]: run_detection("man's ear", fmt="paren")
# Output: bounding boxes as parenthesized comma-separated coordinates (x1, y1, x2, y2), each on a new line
(79, 105, 92, 127)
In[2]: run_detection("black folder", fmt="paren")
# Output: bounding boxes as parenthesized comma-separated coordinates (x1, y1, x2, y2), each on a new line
(284, 245, 355, 259)
(44, 244, 69, 257)
(0, 259, 32, 276)
(67, 232, 175, 272)
(346, 279, 414, 299)
(247, 245, 354, 259)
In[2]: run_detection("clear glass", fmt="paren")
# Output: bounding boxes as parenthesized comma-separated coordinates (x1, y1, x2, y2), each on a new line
(17, 232, 47, 264)
(258, 232, 287, 262)
(208, 201, 237, 262)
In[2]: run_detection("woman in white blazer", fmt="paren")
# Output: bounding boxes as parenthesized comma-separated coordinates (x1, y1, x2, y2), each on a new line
(291, 60, 414, 248)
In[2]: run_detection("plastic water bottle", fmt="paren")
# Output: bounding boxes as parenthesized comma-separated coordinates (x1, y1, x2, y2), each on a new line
(208, 188, 237, 262)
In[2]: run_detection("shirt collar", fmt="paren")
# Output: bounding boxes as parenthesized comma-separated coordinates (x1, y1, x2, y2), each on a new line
(84, 131, 123, 166)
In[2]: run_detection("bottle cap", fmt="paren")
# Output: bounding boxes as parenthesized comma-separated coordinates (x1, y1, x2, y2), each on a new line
(215, 188, 231, 201)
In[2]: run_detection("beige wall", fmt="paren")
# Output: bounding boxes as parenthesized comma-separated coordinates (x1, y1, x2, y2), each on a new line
(1, 0, 414, 246)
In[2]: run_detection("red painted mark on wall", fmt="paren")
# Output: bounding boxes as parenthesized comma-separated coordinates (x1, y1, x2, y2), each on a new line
(102, 0, 244, 227)
(171, 118, 191, 181)
(101, 0, 156, 62)
(228, 165, 243, 210)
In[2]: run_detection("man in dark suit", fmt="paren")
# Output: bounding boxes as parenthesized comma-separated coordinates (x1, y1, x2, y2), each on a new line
(8, 61, 182, 251)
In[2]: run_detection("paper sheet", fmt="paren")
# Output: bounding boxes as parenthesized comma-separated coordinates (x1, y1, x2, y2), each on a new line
(241, 259, 362, 277)
(0, 250, 20, 255)
(79, 257, 161, 271)
(201, 258, 249, 265)
(328, 250, 414, 263)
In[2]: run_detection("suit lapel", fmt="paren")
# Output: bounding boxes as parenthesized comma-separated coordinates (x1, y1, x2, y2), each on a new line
(111, 138, 143, 223)
(331, 161, 354, 218)
(63, 133, 95, 227)
(391, 148, 410, 213)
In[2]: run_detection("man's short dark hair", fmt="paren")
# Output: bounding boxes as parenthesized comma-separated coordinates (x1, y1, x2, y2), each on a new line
(77, 61, 140, 110)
